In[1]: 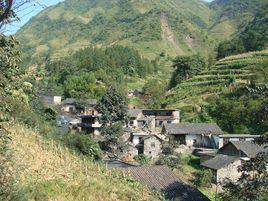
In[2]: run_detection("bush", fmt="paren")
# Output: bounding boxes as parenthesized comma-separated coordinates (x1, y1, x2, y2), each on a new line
(193, 169, 214, 187)
(66, 134, 102, 160)
(156, 155, 182, 170)
(134, 154, 151, 165)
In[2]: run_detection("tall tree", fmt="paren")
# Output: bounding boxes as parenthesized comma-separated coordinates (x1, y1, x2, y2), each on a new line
(96, 87, 128, 125)
(96, 87, 128, 152)
(170, 55, 206, 88)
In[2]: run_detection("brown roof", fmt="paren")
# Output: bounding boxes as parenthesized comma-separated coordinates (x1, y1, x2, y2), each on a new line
(123, 165, 209, 201)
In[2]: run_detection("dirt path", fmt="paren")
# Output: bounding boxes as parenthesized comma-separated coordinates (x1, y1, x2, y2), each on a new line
(161, 14, 184, 55)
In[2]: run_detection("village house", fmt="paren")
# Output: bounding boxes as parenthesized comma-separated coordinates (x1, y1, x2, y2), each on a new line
(126, 132, 162, 159)
(213, 134, 261, 149)
(142, 109, 180, 127)
(201, 140, 266, 184)
(78, 114, 101, 135)
(201, 154, 241, 184)
(127, 109, 180, 128)
(41, 95, 62, 106)
(218, 140, 266, 158)
(61, 98, 77, 113)
(162, 123, 223, 148)
(137, 135, 162, 158)
(61, 98, 97, 114)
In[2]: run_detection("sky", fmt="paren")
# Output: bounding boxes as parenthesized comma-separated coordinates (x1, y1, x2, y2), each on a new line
(6, 0, 213, 35)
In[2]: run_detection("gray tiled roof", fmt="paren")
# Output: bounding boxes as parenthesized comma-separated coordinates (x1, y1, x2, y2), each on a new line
(226, 141, 267, 158)
(201, 154, 240, 170)
(128, 109, 142, 118)
(164, 123, 223, 135)
(219, 134, 261, 138)
(123, 165, 209, 201)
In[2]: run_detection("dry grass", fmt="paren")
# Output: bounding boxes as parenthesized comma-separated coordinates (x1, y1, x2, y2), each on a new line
(5, 124, 160, 201)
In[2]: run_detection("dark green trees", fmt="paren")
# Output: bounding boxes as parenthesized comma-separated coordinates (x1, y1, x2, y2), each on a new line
(142, 79, 165, 108)
(96, 87, 128, 152)
(170, 55, 206, 88)
(43, 45, 155, 98)
(217, 4, 268, 59)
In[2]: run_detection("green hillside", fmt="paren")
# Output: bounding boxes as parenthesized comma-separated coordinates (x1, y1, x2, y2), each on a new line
(209, 0, 265, 41)
(17, 0, 214, 64)
(164, 49, 268, 120)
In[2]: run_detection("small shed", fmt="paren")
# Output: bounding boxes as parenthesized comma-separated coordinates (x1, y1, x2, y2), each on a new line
(201, 154, 241, 184)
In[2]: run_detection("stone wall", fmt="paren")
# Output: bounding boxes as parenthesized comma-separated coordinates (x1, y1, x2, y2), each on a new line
(216, 160, 242, 184)
(143, 136, 162, 159)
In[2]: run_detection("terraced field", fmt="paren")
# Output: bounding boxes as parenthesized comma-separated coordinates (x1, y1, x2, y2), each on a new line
(164, 50, 268, 117)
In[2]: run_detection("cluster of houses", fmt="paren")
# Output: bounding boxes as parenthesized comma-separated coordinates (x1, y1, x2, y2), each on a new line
(42, 95, 266, 185)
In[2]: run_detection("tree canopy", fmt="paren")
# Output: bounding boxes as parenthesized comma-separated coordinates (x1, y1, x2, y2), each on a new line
(170, 55, 206, 88)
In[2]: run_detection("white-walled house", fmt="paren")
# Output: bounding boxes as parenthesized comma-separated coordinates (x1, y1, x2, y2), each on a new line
(131, 132, 149, 146)
(162, 123, 223, 148)
(213, 134, 261, 149)
(201, 140, 266, 184)
(201, 154, 242, 184)
(127, 109, 180, 129)
(79, 114, 102, 135)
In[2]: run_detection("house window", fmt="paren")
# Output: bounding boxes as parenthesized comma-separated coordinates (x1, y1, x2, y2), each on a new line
(151, 142, 155, 148)
(167, 121, 172, 124)
(159, 121, 163, 125)
(130, 121, 134, 126)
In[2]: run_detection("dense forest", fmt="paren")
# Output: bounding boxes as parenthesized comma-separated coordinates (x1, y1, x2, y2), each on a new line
(39, 45, 157, 98)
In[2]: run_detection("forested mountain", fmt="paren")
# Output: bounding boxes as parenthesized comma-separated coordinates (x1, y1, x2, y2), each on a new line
(17, 0, 267, 66)
(209, 0, 265, 40)
(17, 0, 213, 64)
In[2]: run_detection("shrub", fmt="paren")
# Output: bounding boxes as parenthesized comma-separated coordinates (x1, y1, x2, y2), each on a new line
(134, 154, 151, 165)
(66, 134, 102, 160)
(156, 155, 182, 170)
(193, 169, 214, 187)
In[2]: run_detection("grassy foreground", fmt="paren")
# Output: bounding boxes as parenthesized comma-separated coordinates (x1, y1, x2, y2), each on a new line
(5, 123, 161, 201)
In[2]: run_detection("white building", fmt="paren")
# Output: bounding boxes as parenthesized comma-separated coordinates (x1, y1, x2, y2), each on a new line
(213, 134, 261, 149)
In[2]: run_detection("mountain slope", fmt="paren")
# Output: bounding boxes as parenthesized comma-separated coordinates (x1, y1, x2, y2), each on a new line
(4, 123, 159, 200)
(209, 0, 266, 41)
(164, 49, 268, 121)
(17, 0, 212, 64)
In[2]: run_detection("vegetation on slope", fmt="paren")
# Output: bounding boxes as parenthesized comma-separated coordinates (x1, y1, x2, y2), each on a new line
(216, 3, 268, 58)
(209, 0, 266, 41)
(3, 123, 159, 201)
(36, 45, 157, 98)
(17, 0, 213, 66)
(164, 50, 268, 125)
